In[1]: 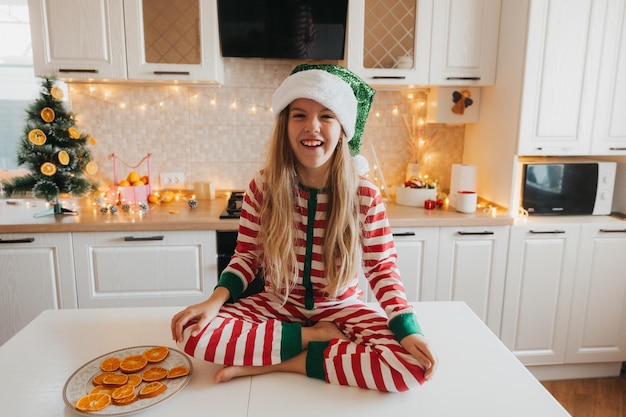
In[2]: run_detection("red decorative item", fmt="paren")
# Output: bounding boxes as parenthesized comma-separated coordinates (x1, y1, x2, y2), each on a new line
(424, 199, 436, 210)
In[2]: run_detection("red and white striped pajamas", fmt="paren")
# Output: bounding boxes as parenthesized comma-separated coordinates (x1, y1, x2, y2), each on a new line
(177, 171, 427, 392)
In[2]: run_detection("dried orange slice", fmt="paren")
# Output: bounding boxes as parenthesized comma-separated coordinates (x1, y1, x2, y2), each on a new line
(119, 355, 148, 373)
(85, 161, 99, 175)
(75, 392, 111, 412)
(143, 346, 169, 363)
(93, 372, 118, 386)
(138, 381, 167, 398)
(87, 135, 96, 145)
(89, 385, 115, 395)
(167, 365, 190, 379)
(127, 374, 142, 387)
(100, 357, 120, 372)
(50, 86, 64, 99)
(113, 393, 137, 406)
(142, 366, 168, 382)
(28, 129, 47, 145)
(40, 162, 57, 176)
(68, 126, 80, 139)
(40, 107, 55, 123)
(103, 373, 128, 386)
(111, 384, 135, 401)
(57, 150, 70, 166)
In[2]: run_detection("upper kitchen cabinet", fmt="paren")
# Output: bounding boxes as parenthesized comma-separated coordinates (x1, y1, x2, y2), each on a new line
(345, 0, 501, 87)
(28, 0, 224, 84)
(429, 0, 501, 85)
(346, 0, 433, 86)
(28, 0, 127, 80)
(518, 0, 626, 156)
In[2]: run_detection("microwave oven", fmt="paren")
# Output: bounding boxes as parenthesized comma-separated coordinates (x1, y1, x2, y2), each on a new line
(521, 161, 616, 215)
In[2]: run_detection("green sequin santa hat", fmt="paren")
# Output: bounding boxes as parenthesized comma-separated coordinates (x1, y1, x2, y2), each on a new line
(271, 63, 376, 174)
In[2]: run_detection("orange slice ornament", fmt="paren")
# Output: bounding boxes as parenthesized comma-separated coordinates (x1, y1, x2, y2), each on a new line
(85, 161, 99, 175)
(143, 346, 169, 363)
(57, 150, 70, 166)
(28, 129, 47, 146)
(142, 366, 168, 382)
(119, 355, 148, 373)
(40, 162, 57, 176)
(50, 86, 64, 100)
(138, 381, 167, 398)
(68, 127, 80, 139)
(40, 107, 55, 123)
(167, 365, 190, 379)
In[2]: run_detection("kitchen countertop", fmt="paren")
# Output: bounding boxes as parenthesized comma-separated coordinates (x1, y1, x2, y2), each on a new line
(0, 302, 570, 417)
(0, 195, 513, 233)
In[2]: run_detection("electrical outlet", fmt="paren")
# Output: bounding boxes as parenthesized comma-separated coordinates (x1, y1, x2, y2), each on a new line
(160, 172, 185, 189)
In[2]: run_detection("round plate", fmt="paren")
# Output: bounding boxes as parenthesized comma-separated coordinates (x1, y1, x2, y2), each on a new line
(63, 346, 192, 416)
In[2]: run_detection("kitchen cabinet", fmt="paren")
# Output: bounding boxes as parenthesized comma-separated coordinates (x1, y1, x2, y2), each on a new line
(0, 233, 77, 346)
(72, 230, 217, 308)
(28, 0, 224, 84)
(566, 223, 626, 363)
(429, 0, 501, 85)
(517, 0, 626, 156)
(501, 223, 580, 366)
(346, 0, 432, 86)
(435, 225, 509, 335)
(590, 0, 626, 154)
(359, 227, 438, 302)
(346, 0, 500, 86)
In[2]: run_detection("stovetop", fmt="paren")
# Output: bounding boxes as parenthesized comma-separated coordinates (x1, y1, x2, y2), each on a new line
(219, 191, 245, 219)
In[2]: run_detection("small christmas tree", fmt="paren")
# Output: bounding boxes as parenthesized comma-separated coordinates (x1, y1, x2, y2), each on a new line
(1, 76, 98, 214)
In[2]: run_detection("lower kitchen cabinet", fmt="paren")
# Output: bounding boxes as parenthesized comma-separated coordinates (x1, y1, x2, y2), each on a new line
(72, 231, 217, 308)
(501, 223, 580, 366)
(566, 223, 626, 363)
(359, 228, 438, 303)
(0, 233, 77, 346)
(436, 226, 510, 336)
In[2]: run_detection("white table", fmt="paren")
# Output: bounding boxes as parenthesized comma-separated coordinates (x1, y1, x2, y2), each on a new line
(0, 302, 571, 417)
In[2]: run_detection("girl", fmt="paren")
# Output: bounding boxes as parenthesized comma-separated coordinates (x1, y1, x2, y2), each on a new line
(171, 64, 437, 392)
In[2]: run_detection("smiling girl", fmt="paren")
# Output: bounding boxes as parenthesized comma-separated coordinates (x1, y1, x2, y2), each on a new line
(171, 64, 437, 392)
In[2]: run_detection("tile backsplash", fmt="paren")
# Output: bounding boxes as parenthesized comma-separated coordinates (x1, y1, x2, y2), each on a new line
(69, 59, 464, 195)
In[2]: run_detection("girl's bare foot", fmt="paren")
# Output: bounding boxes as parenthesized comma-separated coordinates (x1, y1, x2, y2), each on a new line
(214, 365, 265, 382)
(303, 321, 348, 348)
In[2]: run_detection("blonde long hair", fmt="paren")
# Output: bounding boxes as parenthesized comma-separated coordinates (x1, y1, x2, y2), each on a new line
(260, 109, 361, 301)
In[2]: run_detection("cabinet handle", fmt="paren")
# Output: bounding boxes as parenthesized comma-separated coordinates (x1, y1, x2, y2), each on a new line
(446, 77, 481, 81)
(457, 231, 494, 236)
(59, 68, 99, 73)
(599, 228, 626, 233)
(0, 237, 35, 244)
(153, 71, 191, 76)
(393, 232, 416, 237)
(535, 147, 574, 152)
(123, 235, 164, 242)
(609, 147, 626, 151)
(372, 76, 406, 80)
(529, 230, 565, 234)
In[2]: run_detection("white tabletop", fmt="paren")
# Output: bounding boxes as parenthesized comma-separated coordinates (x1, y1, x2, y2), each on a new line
(0, 302, 570, 417)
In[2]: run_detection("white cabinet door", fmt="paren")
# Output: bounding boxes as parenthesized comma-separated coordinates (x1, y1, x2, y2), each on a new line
(517, 0, 602, 155)
(123, 0, 224, 84)
(429, 0, 501, 85)
(392, 228, 439, 302)
(566, 223, 626, 363)
(501, 224, 579, 365)
(346, 0, 433, 86)
(28, 0, 127, 80)
(436, 226, 509, 335)
(590, 0, 626, 155)
(72, 231, 216, 308)
(0, 233, 76, 346)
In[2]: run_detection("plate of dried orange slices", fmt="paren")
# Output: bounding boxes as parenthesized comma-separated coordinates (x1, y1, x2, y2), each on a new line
(63, 346, 192, 416)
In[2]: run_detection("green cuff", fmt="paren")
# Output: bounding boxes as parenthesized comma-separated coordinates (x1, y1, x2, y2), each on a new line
(216, 271, 245, 302)
(280, 322, 302, 361)
(389, 313, 423, 341)
(305, 341, 329, 381)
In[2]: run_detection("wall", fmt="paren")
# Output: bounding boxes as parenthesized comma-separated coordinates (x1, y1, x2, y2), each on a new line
(68, 59, 464, 195)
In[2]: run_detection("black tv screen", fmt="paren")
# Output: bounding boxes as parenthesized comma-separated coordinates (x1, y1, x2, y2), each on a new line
(217, 0, 348, 60)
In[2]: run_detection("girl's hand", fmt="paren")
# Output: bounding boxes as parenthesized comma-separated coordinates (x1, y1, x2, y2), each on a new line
(170, 286, 230, 343)
(400, 333, 438, 380)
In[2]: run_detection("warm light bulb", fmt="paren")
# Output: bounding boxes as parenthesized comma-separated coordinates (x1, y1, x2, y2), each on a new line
(119, 102, 126, 109)
(230, 100, 238, 109)
(392, 107, 399, 115)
